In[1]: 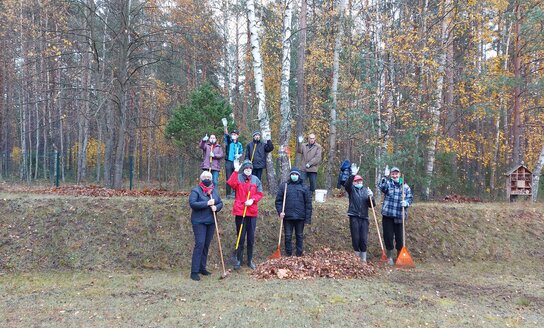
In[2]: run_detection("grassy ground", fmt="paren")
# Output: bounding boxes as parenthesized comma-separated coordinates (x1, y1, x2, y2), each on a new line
(0, 193, 543, 327)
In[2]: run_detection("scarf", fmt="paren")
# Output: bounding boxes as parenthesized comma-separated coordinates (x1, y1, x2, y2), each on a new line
(199, 181, 214, 195)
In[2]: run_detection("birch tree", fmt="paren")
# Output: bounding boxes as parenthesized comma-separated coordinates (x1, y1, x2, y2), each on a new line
(246, 0, 277, 193)
(326, 0, 346, 190)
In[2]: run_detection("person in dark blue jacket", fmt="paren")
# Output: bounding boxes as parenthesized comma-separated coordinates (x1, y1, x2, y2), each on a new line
(188, 170, 224, 281)
(275, 167, 312, 257)
(345, 163, 374, 263)
(245, 131, 274, 181)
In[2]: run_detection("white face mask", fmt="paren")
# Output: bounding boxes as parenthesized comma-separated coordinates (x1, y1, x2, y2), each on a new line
(231, 134, 238, 141)
(244, 168, 252, 176)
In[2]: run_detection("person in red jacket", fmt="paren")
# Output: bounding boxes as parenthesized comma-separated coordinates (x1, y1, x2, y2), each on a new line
(227, 160, 263, 270)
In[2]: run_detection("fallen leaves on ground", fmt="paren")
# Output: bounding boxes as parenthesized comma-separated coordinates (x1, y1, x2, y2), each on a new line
(1, 184, 188, 198)
(252, 248, 378, 280)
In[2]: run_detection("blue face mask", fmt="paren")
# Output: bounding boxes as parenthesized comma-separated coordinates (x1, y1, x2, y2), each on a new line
(354, 183, 363, 189)
(290, 174, 299, 182)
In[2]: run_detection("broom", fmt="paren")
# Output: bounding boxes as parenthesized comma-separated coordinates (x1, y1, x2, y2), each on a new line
(268, 145, 291, 259)
(395, 174, 415, 268)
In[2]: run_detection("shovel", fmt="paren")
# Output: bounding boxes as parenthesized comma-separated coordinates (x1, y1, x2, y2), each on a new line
(233, 190, 251, 265)
(269, 183, 287, 259)
(395, 174, 415, 268)
(369, 196, 388, 263)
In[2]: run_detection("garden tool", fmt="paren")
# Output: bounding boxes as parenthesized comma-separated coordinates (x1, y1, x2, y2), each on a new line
(208, 144, 214, 173)
(211, 205, 229, 279)
(369, 197, 388, 263)
(250, 143, 257, 162)
(395, 174, 415, 268)
(233, 190, 251, 268)
(269, 183, 287, 259)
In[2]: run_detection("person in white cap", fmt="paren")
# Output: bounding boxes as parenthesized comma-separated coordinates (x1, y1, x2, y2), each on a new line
(378, 166, 413, 265)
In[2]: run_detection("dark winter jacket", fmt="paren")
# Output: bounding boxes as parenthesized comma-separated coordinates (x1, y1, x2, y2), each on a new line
(345, 175, 374, 219)
(337, 159, 351, 188)
(188, 185, 223, 225)
(245, 139, 274, 169)
(275, 179, 312, 224)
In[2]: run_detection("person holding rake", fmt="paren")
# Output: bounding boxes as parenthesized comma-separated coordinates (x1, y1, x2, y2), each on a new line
(275, 167, 313, 257)
(188, 171, 224, 281)
(344, 163, 375, 263)
(378, 166, 413, 265)
(227, 160, 263, 270)
(199, 134, 224, 189)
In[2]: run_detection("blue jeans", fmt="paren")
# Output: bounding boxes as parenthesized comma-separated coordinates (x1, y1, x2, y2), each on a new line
(191, 223, 215, 273)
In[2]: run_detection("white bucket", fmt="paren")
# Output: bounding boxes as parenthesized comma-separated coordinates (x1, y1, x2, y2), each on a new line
(315, 189, 328, 203)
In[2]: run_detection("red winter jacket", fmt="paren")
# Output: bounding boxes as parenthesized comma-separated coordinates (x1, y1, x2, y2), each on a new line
(227, 171, 263, 217)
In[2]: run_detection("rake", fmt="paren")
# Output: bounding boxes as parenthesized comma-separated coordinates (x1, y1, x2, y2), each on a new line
(395, 174, 415, 268)
(369, 197, 388, 263)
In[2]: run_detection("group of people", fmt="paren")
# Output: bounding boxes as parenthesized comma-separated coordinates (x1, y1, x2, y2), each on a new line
(188, 125, 413, 281)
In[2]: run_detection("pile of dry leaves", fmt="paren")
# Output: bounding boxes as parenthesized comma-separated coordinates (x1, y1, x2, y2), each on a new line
(2, 184, 188, 198)
(252, 248, 378, 280)
(443, 194, 483, 203)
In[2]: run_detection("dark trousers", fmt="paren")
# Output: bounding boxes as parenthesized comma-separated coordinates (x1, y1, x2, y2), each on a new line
(303, 171, 318, 192)
(252, 168, 264, 181)
(284, 219, 305, 256)
(191, 223, 215, 273)
(382, 215, 403, 252)
(349, 216, 369, 252)
(235, 215, 257, 263)
(225, 160, 235, 195)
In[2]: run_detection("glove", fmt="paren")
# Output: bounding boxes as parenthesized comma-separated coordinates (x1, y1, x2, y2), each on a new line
(350, 163, 359, 175)
(298, 135, 304, 143)
(305, 163, 311, 169)
(279, 212, 285, 219)
(234, 160, 241, 172)
(245, 199, 254, 206)
(401, 200, 408, 207)
(384, 165, 390, 177)
(210, 151, 215, 157)
(207, 199, 215, 206)
(234, 153, 241, 160)
(263, 131, 271, 141)
(210, 205, 217, 212)
(222, 118, 228, 127)
(202, 134, 209, 142)
(367, 188, 373, 197)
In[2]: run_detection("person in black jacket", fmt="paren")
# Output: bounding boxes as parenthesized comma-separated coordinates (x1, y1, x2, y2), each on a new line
(188, 171, 224, 281)
(245, 131, 274, 181)
(275, 167, 312, 257)
(344, 164, 374, 263)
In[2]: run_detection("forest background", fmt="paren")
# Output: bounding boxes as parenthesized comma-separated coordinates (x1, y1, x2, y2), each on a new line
(0, 0, 542, 201)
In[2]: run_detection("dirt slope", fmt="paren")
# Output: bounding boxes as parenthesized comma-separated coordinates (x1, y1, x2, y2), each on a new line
(0, 192, 542, 272)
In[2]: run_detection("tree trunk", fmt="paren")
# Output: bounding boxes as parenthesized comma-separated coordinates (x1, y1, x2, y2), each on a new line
(532, 144, 544, 202)
(295, 0, 307, 168)
(512, 1, 522, 165)
(326, 0, 346, 191)
(278, 0, 294, 182)
(246, 0, 277, 193)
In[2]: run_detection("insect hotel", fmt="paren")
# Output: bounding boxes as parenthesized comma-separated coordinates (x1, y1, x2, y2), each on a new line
(505, 164, 533, 201)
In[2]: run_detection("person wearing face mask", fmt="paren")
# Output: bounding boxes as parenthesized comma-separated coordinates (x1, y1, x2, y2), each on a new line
(188, 171, 224, 281)
(344, 164, 374, 263)
(200, 134, 224, 189)
(245, 130, 274, 181)
(275, 167, 312, 257)
(227, 160, 264, 269)
(378, 166, 413, 265)
(223, 119, 244, 199)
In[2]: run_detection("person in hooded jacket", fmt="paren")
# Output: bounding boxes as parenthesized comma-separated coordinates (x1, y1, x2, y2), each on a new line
(245, 131, 274, 181)
(275, 167, 312, 257)
(200, 134, 224, 189)
(188, 170, 224, 281)
(344, 164, 374, 263)
(227, 160, 264, 270)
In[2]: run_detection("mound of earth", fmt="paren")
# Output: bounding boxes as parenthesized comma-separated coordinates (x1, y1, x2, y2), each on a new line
(252, 248, 378, 280)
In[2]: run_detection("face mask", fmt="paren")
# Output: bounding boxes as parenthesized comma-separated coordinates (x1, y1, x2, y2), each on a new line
(202, 179, 212, 187)
(290, 174, 299, 182)
(244, 168, 252, 176)
(231, 134, 238, 141)
(354, 183, 363, 189)
(209, 138, 216, 144)
(392, 177, 400, 183)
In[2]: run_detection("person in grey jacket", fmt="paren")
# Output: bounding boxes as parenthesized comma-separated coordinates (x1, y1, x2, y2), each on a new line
(188, 171, 223, 281)
(275, 167, 312, 257)
(344, 164, 374, 263)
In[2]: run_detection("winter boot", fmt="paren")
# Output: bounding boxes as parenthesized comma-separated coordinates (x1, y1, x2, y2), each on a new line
(360, 252, 367, 263)
(355, 251, 361, 258)
(248, 260, 256, 270)
(386, 249, 394, 266)
(190, 272, 200, 281)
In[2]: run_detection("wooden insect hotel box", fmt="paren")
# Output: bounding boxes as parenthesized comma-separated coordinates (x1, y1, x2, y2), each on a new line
(505, 164, 533, 201)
